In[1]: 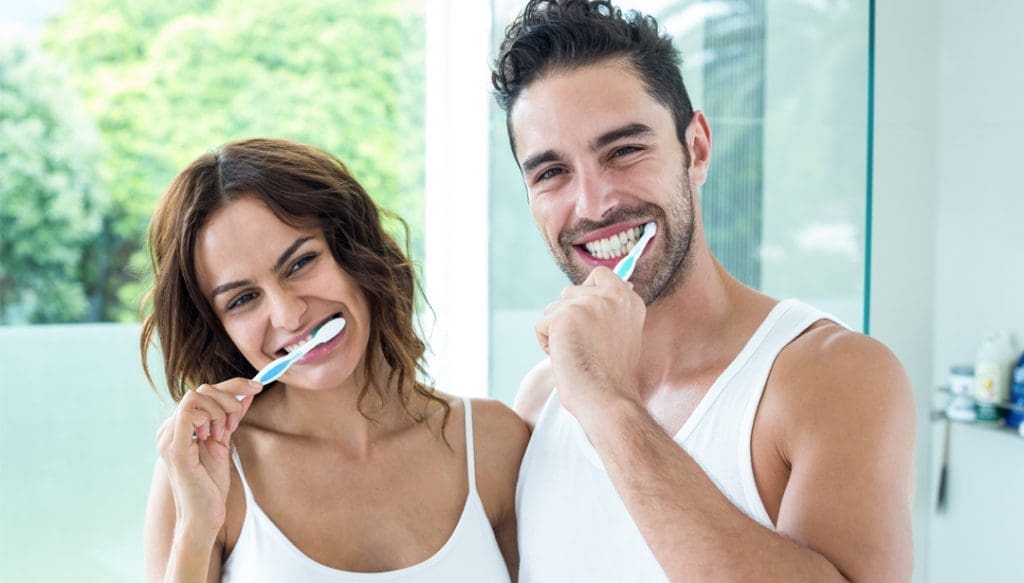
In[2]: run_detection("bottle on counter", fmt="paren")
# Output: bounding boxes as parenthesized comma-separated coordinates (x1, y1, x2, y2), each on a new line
(973, 331, 1017, 423)
(1007, 351, 1024, 429)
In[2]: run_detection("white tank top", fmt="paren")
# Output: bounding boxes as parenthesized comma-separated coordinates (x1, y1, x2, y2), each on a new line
(222, 397, 510, 582)
(516, 299, 839, 583)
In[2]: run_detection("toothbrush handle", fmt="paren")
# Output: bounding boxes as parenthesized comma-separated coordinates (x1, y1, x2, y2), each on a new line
(252, 352, 299, 387)
(614, 255, 638, 280)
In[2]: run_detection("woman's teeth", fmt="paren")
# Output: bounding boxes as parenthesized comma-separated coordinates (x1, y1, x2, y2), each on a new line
(284, 332, 316, 354)
(584, 225, 644, 260)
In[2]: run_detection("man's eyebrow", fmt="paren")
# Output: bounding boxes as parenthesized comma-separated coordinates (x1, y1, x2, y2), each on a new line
(591, 123, 655, 151)
(521, 150, 564, 175)
(520, 123, 655, 175)
(209, 236, 314, 300)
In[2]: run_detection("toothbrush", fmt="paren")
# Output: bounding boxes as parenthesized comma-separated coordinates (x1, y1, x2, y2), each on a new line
(238, 317, 346, 399)
(612, 222, 657, 281)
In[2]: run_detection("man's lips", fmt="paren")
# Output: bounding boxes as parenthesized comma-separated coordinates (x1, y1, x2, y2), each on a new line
(572, 223, 649, 262)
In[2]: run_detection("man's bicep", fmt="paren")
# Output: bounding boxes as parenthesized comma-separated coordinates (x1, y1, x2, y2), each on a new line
(774, 347, 915, 581)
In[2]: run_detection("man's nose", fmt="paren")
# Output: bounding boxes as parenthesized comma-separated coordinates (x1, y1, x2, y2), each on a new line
(572, 167, 619, 222)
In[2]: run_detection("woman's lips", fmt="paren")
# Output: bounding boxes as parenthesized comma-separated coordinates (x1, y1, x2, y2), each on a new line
(294, 324, 345, 365)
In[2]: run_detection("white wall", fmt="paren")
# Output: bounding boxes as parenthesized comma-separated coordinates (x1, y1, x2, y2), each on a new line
(927, 1, 1024, 580)
(874, 1, 1024, 581)
(932, 1, 1024, 387)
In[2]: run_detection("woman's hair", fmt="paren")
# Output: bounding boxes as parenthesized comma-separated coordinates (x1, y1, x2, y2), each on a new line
(141, 137, 448, 426)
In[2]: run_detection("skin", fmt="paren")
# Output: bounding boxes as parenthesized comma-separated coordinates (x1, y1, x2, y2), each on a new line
(143, 197, 528, 582)
(510, 59, 915, 582)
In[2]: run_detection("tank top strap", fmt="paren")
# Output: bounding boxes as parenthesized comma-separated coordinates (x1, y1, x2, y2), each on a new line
(230, 445, 256, 504)
(461, 397, 477, 495)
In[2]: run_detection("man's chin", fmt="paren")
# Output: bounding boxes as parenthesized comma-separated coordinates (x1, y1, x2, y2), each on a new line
(553, 257, 589, 286)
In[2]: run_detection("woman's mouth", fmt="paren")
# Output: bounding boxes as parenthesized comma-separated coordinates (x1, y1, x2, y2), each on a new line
(276, 313, 344, 357)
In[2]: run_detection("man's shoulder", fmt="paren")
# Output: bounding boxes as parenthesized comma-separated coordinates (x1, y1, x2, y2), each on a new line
(514, 358, 555, 430)
(769, 321, 914, 441)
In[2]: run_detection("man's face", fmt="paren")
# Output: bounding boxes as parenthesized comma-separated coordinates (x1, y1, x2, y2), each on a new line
(509, 59, 699, 304)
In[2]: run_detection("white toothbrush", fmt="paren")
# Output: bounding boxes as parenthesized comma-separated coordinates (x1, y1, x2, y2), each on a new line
(612, 222, 657, 281)
(239, 317, 346, 398)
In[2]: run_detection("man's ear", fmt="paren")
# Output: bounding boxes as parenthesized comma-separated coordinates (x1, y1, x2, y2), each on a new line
(684, 110, 711, 186)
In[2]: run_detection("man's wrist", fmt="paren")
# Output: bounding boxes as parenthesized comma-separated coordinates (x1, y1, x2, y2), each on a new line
(573, 391, 646, 443)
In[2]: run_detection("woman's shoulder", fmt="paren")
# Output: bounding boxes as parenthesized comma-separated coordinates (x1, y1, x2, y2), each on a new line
(431, 392, 529, 472)
(440, 394, 530, 453)
(448, 395, 529, 527)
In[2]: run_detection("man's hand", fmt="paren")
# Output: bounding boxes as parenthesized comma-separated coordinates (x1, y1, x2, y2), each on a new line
(535, 266, 646, 427)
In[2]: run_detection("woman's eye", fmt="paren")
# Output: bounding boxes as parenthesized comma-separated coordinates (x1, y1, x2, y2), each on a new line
(227, 292, 257, 311)
(288, 253, 318, 275)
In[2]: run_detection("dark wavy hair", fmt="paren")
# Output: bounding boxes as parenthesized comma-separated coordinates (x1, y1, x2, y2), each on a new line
(492, 0, 694, 157)
(140, 138, 448, 427)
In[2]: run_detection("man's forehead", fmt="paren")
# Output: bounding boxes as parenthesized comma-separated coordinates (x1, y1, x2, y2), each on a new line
(512, 102, 669, 168)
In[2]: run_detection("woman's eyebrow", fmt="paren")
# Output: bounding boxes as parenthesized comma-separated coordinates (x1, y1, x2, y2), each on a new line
(272, 236, 315, 274)
(209, 235, 315, 299)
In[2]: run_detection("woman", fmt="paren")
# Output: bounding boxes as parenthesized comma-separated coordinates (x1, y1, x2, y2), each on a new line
(141, 138, 528, 582)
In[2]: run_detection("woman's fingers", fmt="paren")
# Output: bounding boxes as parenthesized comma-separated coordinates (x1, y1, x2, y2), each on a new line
(206, 379, 263, 434)
(195, 385, 236, 443)
(160, 378, 264, 460)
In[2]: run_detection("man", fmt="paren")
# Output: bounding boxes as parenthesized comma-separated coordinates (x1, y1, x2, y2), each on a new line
(491, 1, 915, 581)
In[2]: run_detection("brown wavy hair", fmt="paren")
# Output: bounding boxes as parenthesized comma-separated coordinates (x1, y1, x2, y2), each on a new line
(140, 138, 448, 427)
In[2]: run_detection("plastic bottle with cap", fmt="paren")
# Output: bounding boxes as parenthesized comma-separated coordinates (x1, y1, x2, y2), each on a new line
(973, 331, 1017, 423)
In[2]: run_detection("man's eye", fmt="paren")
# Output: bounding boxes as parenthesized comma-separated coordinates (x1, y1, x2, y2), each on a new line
(288, 253, 318, 275)
(612, 145, 641, 157)
(536, 167, 565, 182)
(227, 292, 257, 311)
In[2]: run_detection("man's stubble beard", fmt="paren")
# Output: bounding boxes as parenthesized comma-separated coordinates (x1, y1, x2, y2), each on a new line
(545, 168, 696, 306)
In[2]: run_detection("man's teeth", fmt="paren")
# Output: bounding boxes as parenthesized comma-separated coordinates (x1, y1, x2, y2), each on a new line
(584, 225, 644, 260)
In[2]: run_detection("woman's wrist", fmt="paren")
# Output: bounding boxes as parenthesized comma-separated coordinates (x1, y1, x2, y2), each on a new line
(172, 521, 220, 555)
(165, 526, 219, 582)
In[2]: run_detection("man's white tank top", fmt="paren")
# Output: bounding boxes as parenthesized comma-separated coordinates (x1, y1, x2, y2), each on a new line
(222, 397, 510, 582)
(516, 299, 838, 583)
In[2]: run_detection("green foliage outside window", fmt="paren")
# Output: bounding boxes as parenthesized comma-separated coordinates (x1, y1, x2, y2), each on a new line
(0, 0, 425, 324)
(0, 41, 108, 323)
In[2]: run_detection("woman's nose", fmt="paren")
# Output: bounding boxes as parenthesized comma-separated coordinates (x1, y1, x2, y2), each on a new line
(267, 286, 307, 332)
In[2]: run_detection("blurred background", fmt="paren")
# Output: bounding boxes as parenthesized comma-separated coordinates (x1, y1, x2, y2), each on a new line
(0, 0, 1019, 580)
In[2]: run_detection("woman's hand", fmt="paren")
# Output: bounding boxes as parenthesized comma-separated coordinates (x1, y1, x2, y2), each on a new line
(155, 378, 263, 540)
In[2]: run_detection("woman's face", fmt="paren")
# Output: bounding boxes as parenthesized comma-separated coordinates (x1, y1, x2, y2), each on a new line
(194, 196, 371, 391)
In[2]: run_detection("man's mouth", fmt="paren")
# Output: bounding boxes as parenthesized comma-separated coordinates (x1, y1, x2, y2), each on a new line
(580, 225, 646, 261)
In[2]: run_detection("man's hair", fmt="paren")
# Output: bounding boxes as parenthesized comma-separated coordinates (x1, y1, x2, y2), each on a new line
(492, 0, 694, 154)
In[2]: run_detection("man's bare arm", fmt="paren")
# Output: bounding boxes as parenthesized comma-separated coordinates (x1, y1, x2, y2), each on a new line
(582, 328, 915, 582)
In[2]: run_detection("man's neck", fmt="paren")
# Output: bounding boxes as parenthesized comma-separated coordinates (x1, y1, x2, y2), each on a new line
(637, 248, 775, 393)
